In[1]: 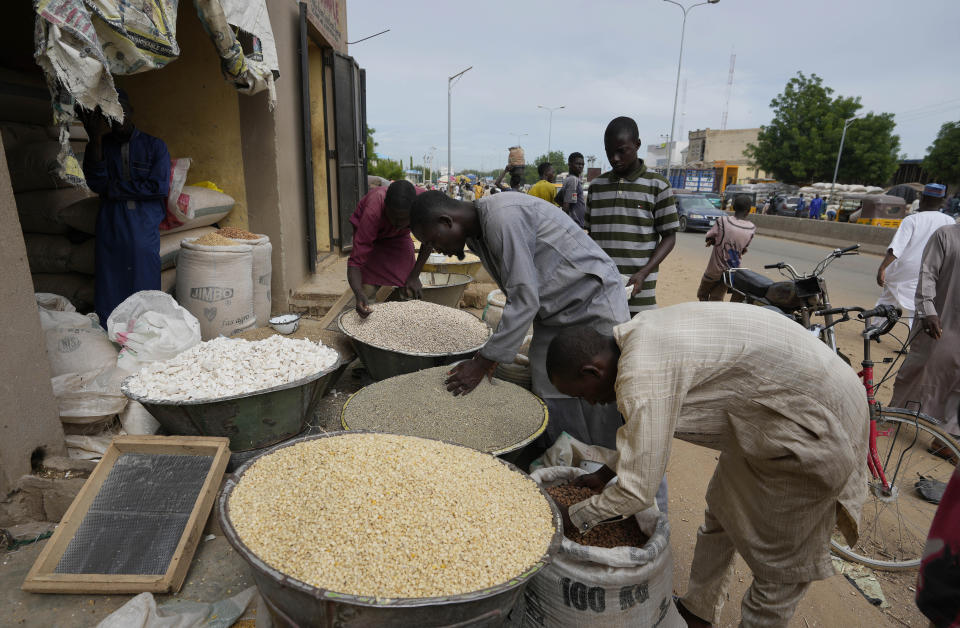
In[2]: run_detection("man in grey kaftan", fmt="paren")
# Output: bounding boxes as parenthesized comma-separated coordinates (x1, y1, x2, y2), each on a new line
(409, 190, 630, 449)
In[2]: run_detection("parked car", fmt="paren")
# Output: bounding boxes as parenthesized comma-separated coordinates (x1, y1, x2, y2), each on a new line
(768, 195, 803, 217)
(674, 193, 728, 232)
(695, 191, 723, 209)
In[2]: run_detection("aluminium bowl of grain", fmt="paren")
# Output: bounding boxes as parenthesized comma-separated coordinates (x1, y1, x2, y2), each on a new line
(340, 366, 548, 457)
(418, 271, 474, 309)
(218, 431, 563, 628)
(121, 337, 342, 452)
(337, 300, 491, 381)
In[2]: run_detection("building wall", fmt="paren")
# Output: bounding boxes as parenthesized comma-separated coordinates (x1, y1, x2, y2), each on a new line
(123, 0, 339, 313)
(687, 128, 770, 181)
(0, 138, 65, 496)
(703, 128, 759, 165)
(117, 11, 249, 230)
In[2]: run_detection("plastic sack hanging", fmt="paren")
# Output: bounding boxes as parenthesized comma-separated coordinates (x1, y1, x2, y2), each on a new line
(515, 466, 684, 628)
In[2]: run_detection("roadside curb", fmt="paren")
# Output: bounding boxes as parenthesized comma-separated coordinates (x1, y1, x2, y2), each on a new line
(746, 214, 896, 255)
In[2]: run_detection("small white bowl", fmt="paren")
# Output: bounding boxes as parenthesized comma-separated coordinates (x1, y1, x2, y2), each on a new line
(269, 313, 301, 335)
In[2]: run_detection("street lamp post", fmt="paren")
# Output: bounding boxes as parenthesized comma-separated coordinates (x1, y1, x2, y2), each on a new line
(663, 0, 719, 185)
(829, 116, 860, 208)
(448, 66, 473, 186)
(509, 132, 528, 147)
(537, 105, 565, 155)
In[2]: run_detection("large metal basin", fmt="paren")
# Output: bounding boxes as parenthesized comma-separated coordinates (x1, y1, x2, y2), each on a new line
(120, 356, 342, 452)
(218, 431, 563, 627)
(419, 271, 473, 308)
(340, 381, 547, 457)
(338, 310, 490, 381)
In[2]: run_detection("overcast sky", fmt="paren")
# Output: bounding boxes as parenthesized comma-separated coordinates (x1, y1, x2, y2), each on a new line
(347, 0, 960, 173)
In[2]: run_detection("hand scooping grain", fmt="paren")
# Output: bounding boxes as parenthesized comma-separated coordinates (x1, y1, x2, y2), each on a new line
(545, 484, 649, 549)
(340, 300, 489, 354)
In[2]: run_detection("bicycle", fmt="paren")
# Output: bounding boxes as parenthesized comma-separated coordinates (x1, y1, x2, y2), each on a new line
(815, 303, 960, 570)
(723, 243, 861, 355)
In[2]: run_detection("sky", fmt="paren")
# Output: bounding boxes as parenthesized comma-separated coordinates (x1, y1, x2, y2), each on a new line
(346, 0, 960, 174)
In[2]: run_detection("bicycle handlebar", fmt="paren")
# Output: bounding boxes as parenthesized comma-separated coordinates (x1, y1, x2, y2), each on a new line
(817, 307, 858, 317)
(836, 244, 860, 255)
(763, 263, 782, 269)
(859, 304, 902, 320)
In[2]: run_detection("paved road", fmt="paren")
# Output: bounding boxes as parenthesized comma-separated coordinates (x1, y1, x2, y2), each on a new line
(674, 229, 884, 310)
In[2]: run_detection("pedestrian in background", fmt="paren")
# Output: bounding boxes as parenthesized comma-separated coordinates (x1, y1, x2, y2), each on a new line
(493, 163, 524, 193)
(875, 183, 954, 323)
(587, 116, 679, 314)
(527, 162, 557, 205)
(697, 194, 756, 301)
(808, 194, 824, 219)
(796, 193, 806, 218)
(561, 152, 587, 228)
(890, 222, 960, 454)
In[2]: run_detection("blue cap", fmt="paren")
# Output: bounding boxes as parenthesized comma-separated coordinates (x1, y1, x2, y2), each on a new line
(923, 183, 946, 198)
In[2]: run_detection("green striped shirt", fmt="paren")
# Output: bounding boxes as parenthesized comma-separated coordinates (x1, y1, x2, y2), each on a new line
(587, 161, 678, 312)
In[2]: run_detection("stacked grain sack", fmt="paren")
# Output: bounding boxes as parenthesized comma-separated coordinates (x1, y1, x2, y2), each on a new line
(805, 182, 884, 217)
(159, 168, 237, 293)
(176, 232, 257, 339)
(4, 120, 236, 312)
(5, 121, 98, 312)
(35, 293, 128, 433)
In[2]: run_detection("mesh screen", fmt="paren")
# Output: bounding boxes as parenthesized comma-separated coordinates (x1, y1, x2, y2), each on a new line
(55, 453, 213, 575)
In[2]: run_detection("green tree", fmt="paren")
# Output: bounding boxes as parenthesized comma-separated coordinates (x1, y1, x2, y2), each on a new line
(365, 126, 378, 164)
(923, 120, 960, 184)
(364, 126, 404, 180)
(369, 156, 403, 181)
(519, 151, 566, 185)
(746, 72, 900, 185)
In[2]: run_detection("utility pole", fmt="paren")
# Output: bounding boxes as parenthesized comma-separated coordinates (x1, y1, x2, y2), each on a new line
(537, 105, 565, 155)
(447, 66, 473, 185)
(509, 132, 528, 147)
(663, 0, 720, 185)
(830, 116, 860, 206)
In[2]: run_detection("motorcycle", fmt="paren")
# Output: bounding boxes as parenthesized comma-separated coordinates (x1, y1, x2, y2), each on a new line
(722, 244, 860, 353)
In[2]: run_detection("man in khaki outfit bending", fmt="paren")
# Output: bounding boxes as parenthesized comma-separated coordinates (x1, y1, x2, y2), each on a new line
(546, 302, 868, 627)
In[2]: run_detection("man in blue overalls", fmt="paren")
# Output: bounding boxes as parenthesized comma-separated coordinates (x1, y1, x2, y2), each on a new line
(79, 89, 170, 324)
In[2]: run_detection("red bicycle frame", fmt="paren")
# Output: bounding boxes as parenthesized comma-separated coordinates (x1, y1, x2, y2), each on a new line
(859, 341, 891, 490)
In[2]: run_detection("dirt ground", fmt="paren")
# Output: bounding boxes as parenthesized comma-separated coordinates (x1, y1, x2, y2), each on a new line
(656, 233, 924, 627)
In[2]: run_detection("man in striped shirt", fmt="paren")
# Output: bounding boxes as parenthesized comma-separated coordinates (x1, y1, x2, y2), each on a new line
(587, 117, 679, 314)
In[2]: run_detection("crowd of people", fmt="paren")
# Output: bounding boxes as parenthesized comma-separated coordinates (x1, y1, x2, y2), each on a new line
(343, 114, 959, 627)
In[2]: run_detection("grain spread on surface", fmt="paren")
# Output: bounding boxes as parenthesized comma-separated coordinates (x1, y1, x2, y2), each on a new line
(340, 300, 489, 354)
(343, 366, 544, 452)
(228, 433, 556, 599)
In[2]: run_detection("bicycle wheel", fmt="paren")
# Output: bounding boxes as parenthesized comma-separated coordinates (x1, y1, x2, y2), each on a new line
(830, 408, 960, 570)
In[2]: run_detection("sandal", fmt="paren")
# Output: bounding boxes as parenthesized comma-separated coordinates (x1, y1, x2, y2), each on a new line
(927, 437, 959, 464)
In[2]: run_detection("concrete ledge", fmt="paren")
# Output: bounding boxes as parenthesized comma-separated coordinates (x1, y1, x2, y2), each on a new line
(745, 214, 895, 255)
